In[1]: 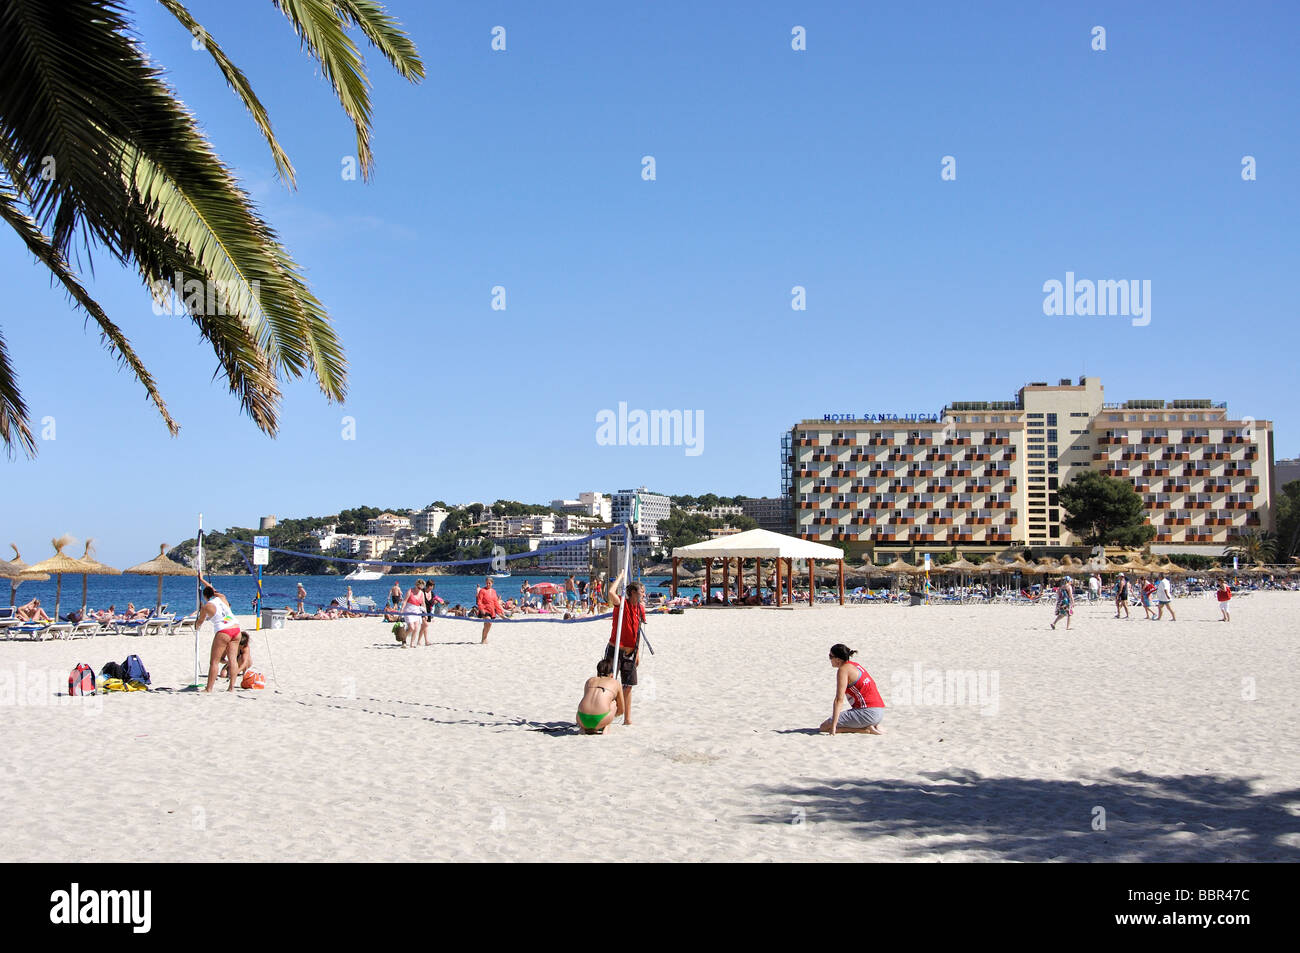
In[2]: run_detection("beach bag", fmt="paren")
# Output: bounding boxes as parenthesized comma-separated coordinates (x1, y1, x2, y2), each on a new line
(101, 660, 125, 680)
(392, 622, 406, 642)
(69, 663, 96, 696)
(122, 654, 150, 687)
(241, 671, 265, 690)
(99, 678, 127, 692)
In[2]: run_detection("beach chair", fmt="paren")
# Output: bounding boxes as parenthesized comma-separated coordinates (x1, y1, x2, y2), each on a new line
(141, 614, 176, 637)
(172, 615, 198, 638)
(69, 620, 102, 639)
(0, 607, 19, 640)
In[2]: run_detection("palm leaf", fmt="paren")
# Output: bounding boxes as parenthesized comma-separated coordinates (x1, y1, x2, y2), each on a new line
(156, 0, 298, 185)
(0, 178, 177, 444)
(0, 325, 34, 458)
(334, 0, 425, 81)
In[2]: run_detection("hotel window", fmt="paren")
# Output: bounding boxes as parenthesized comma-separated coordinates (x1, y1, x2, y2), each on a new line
(1047, 445, 1058, 457)
(1049, 509, 1059, 522)
(1047, 429, 1058, 442)
(1048, 462, 1059, 474)
(1048, 478, 1059, 489)
(1027, 413, 1043, 419)
(1049, 525, 1061, 538)
(1109, 414, 1120, 421)
(969, 416, 983, 423)
(1028, 427, 1044, 435)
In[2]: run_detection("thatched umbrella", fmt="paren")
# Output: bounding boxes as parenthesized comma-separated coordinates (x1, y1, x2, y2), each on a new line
(1, 544, 50, 606)
(124, 543, 197, 613)
(74, 539, 121, 615)
(945, 557, 980, 573)
(25, 536, 95, 619)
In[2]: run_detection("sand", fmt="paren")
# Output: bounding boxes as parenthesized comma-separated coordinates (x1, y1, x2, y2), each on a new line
(2, 592, 1297, 862)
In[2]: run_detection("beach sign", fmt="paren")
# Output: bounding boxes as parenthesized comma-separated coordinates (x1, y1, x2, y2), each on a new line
(253, 535, 270, 566)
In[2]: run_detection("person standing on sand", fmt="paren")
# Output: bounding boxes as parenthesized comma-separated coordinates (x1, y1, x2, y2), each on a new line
(1139, 576, 1156, 619)
(296, 582, 306, 615)
(1114, 573, 1130, 619)
(477, 576, 505, 643)
(565, 574, 577, 608)
(819, 643, 885, 735)
(1217, 580, 1232, 621)
(605, 571, 644, 725)
(1050, 575, 1075, 630)
(402, 580, 426, 647)
(1088, 573, 1101, 602)
(1155, 573, 1176, 621)
(389, 580, 403, 609)
(575, 657, 623, 734)
(197, 575, 241, 693)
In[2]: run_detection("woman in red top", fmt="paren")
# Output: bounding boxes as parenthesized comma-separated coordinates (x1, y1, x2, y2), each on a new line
(605, 571, 644, 726)
(477, 576, 505, 644)
(1217, 581, 1232, 622)
(819, 643, 885, 735)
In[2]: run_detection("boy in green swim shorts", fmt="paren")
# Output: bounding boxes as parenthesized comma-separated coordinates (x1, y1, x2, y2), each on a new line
(576, 658, 623, 734)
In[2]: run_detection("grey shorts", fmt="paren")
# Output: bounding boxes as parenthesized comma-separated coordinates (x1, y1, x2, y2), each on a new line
(838, 707, 884, 728)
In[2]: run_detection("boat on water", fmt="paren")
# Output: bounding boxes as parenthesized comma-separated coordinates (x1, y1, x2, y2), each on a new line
(345, 565, 385, 581)
(491, 571, 511, 578)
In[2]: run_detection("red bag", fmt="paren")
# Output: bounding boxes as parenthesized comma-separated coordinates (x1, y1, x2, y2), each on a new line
(69, 663, 96, 696)
(241, 671, 265, 690)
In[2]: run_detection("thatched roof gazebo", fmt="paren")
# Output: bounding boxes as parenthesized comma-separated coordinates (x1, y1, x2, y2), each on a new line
(26, 536, 95, 619)
(125, 543, 196, 613)
(1, 544, 49, 606)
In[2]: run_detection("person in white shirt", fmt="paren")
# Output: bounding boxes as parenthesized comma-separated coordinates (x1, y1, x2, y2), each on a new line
(1088, 574, 1101, 602)
(1155, 574, 1176, 621)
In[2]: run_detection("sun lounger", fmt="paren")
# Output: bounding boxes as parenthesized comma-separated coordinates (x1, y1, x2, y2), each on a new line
(141, 614, 176, 637)
(69, 620, 102, 638)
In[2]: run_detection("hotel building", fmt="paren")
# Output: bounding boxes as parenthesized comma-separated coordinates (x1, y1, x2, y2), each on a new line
(785, 377, 1274, 556)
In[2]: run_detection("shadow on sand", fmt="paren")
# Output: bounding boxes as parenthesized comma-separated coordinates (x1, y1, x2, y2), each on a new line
(749, 770, 1300, 861)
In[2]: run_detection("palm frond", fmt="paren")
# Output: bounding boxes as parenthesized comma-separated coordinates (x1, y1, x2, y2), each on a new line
(272, 0, 375, 176)
(156, 0, 298, 185)
(334, 0, 425, 81)
(0, 324, 35, 458)
(0, 179, 177, 441)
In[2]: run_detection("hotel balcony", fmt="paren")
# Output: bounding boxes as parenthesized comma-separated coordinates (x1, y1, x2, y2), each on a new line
(830, 437, 855, 446)
(796, 501, 822, 509)
(1163, 451, 1190, 461)
(849, 452, 873, 462)
(968, 516, 993, 525)
(1148, 500, 1173, 509)
(983, 437, 1010, 445)
(909, 530, 937, 542)
(931, 516, 954, 525)
(811, 452, 837, 462)
(849, 484, 873, 494)
(990, 468, 1012, 477)
(833, 499, 858, 510)
(1246, 513, 1262, 526)
(795, 438, 817, 447)
(867, 468, 891, 478)
(813, 517, 838, 525)
(1187, 501, 1212, 509)
(831, 468, 854, 477)
(969, 451, 991, 461)
(1001, 451, 1017, 461)
(1101, 467, 1128, 477)
(1166, 517, 1191, 526)
(1225, 501, 1251, 510)
(948, 436, 972, 445)
(987, 532, 1013, 543)
(795, 469, 818, 478)
(1189, 435, 1209, 444)
(1186, 466, 1211, 477)
(1225, 435, 1247, 444)
(896, 515, 916, 525)
(1244, 449, 1259, 460)
(888, 452, 915, 461)
(929, 451, 953, 462)
(1153, 532, 1175, 543)
(950, 533, 975, 542)
(990, 500, 1012, 509)
(1225, 467, 1251, 477)
(953, 500, 974, 509)
(849, 516, 874, 525)
(832, 531, 854, 541)
(1147, 435, 1170, 444)
(1206, 517, 1233, 526)
(1141, 467, 1169, 478)
(908, 467, 935, 477)
(1097, 435, 1128, 445)
(951, 467, 973, 477)
(1205, 451, 1232, 461)
(907, 499, 935, 509)
(1004, 515, 1019, 525)
(1121, 451, 1149, 461)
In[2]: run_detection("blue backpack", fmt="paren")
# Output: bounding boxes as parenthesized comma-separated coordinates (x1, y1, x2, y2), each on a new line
(122, 654, 150, 686)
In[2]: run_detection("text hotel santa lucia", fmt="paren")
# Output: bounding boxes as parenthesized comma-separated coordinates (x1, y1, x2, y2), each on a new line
(0, 869, 1278, 939)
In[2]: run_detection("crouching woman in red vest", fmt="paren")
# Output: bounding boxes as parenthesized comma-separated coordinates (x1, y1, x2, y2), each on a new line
(819, 643, 885, 735)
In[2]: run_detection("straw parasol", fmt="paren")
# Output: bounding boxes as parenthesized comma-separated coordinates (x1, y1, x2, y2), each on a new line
(944, 557, 980, 573)
(879, 557, 921, 574)
(1, 544, 51, 606)
(74, 539, 121, 615)
(975, 556, 1008, 574)
(124, 543, 196, 613)
(25, 536, 95, 619)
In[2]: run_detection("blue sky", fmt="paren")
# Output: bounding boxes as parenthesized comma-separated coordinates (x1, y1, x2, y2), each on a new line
(2, 1, 1297, 565)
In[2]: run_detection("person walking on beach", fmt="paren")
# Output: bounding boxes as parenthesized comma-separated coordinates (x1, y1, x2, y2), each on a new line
(402, 580, 426, 647)
(1155, 573, 1176, 621)
(1114, 573, 1130, 619)
(477, 576, 505, 644)
(819, 643, 885, 735)
(565, 574, 577, 608)
(389, 581, 403, 609)
(296, 582, 306, 615)
(1088, 573, 1101, 602)
(605, 570, 645, 726)
(197, 574, 241, 693)
(1217, 580, 1232, 621)
(1050, 575, 1075, 630)
(575, 657, 623, 734)
(1139, 576, 1156, 619)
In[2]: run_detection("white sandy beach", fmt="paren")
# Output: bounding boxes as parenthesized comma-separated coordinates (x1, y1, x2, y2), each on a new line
(2, 592, 1297, 862)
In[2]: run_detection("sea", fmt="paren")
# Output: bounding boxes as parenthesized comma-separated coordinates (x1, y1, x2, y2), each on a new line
(10, 573, 701, 617)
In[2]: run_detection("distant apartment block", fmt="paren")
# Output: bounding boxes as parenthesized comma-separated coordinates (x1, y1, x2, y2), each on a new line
(740, 497, 793, 534)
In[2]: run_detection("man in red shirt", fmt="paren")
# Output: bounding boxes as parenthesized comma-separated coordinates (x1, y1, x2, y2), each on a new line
(477, 576, 505, 644)
(1217, 581, 1232, 622)
(606, 570, 645, 726)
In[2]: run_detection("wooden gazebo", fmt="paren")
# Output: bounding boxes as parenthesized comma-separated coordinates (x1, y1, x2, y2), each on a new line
(670, 529, 847, 606)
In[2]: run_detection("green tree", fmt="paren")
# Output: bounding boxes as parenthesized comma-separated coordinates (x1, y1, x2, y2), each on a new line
(1058, 471, 1155, 547)
(1272, 479, 1300, 562)
(0, 0, 423, 456)
(1225, 530, 1276, 566)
